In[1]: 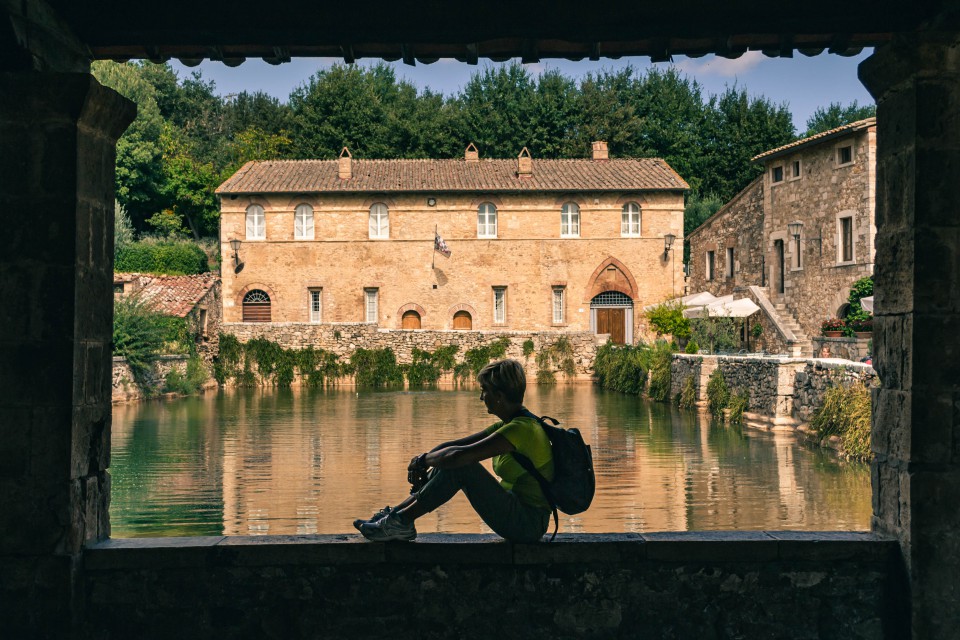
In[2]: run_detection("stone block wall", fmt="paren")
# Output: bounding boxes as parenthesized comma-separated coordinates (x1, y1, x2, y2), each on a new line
(793, 360, 878, 424)
(813, 335, 872, 361)
(224, 323, 603, 379)
(112, 355, 190, 403)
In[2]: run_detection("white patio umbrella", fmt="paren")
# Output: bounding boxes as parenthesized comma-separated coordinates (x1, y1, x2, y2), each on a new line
(641, 291, 720, 312)
(683, 297, 760, 319)
(860, 296, 874, 313)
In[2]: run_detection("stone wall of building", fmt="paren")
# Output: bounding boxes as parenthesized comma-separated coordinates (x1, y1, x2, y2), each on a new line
(220, 190, 684, 344)
(224, 323, 603, 378)
(761, 126, 876, 339)
(687, 177, 765, 295)
(82, 533, 901, 640)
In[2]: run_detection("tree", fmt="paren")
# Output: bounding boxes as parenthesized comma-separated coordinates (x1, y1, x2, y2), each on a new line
(573, 68, 643, 158)
(454, 64, 539, 157)
(804, 101, 876, 137)
(682, 192, 725, 263)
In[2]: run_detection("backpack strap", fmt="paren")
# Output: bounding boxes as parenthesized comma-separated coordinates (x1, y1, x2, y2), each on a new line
(514, 409, 559, 542)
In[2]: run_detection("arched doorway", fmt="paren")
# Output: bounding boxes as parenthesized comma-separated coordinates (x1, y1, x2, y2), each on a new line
(453, 310, 472, 330)
(590, 291, 633, 344)
(242, 290, 271, 322)
(402, 310, 422, 329)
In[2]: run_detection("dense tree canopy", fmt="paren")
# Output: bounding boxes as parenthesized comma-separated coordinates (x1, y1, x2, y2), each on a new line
(804, 101, 876, 137)
(93, 60, 862, 249)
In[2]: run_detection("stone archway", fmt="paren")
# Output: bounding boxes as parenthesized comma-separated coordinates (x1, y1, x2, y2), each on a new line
(584, 256, 639, 303)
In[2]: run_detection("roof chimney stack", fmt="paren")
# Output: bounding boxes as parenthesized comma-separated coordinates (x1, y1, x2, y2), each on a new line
(517, 147, 532, 178)
(338, 147, 352, 180)
(465, 143, 479, 163)
(592, 141, 609, 161)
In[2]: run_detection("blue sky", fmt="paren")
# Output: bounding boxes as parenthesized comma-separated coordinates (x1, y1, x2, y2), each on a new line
(171, 51, 875, 133)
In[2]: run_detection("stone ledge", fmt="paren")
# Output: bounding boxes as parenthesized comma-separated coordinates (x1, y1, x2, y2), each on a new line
(84, 531, 895, 570)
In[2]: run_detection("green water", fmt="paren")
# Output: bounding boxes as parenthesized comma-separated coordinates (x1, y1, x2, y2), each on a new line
(109, 385, 871, 537)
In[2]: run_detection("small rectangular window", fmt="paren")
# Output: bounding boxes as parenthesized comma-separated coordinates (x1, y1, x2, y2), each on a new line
(726, 247, 735, 278)
(552, 287, 565, 324)
(364, 288, 378, 323)
(493, 287, 506, 324)
(838, 145, 853, 165)
(198, 308, 208, 337)
(840, 217, 854, 262)
(791, 160, 801, 179)
(771, 166, 784, 183)
(706, 251, 715, 281)
(310, 289, 322, 323)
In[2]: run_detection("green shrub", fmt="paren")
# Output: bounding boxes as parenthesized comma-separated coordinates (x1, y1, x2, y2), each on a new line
(644, 299, 691, 340)
(113, 295, 167, 383)
(751, 323, 763, 339)
(706, 368, 730, 418)
(811, 381, 872, 460)
(405, 345, 459, 387)
(351, 348, 404, 388)
(455, 337, 512, 383)
(727, 390, 749, 424)
(164, 355, 209, 395)
(647, 341, 674, 402)
(115, 239, 209, 275)
(684, 339, 699, 354)
(593, 342, 649, 395)
(535, 336, 576, 384)
(522, 339, 535, 358)
(213, 334, 343, 387)
(678, 375, 697, 409)
(690, 317, 739, 354)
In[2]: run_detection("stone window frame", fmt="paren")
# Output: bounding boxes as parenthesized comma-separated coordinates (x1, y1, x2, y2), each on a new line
(368, 203, 389, 239)
(706, 250, 715, 281)
(477, 202, 498, 238)
(835, 209, 858, 265)
(725, 246, 735, 279)
(308, 287, 322, 323)
(560, 202, 580, 238)
(789, 159, 802, 181)
(294, 203, 315, 240)
(492, 286, 507, 325)
(770, 165, 785, 184)
(620, 202, 641, 237)
(791, 229, 804, 272)
(836, 142, 855, 167)
(245, 204, 266, 240)
(364, 288, 379, 323)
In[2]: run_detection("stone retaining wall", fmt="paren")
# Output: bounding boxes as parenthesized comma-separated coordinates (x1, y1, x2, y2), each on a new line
(670, 354, 877, 427)
(224, 323, 603, 379)
(112, 355, 189, 403)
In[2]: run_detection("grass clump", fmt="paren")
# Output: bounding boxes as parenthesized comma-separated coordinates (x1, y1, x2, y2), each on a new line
(163, 355, 209, 395)
(535, 336, 577, 384)
(593, 342, 649, 395)
(522, 339, 535, 358)
(706, 368, 730, 419)
(811, 381, 872, 460)
(678, 375, 697, 409)
(647, 341, 675, 402)
(727, 390, 749, 424)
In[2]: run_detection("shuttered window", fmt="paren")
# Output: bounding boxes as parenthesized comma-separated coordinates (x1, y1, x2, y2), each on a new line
(242, 290, 271, 322)
(364, 288, 378, 323)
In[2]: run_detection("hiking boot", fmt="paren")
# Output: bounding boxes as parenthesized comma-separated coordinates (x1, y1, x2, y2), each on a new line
(359, 511, 416, 542)
(352, 506, 392, 531)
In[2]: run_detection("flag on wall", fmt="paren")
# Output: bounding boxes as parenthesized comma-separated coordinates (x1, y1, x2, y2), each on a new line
(434, 231, 451, 258)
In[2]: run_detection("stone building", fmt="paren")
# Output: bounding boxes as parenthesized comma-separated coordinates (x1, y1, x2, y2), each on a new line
(216, 144, 687, 345)
(687, 118, 876, 353)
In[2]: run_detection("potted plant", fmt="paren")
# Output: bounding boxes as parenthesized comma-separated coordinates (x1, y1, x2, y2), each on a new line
(848, 317, 873, 338)
(821, 317, 845, 337)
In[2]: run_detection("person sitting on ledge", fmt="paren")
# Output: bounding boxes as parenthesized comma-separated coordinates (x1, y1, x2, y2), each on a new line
(354, 358, 554, 543)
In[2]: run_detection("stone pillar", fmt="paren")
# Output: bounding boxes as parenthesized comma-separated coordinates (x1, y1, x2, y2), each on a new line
(0, 73, 134, 636)
(859, 24, 960, 639)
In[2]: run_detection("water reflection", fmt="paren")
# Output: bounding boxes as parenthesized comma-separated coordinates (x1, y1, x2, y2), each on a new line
(110, 386, 871, 537)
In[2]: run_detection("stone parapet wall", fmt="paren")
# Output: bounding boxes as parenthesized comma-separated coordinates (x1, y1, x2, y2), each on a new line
(112, 355, 189, 402)
(812, 335, 872, 361)
(224, 323, 603, 378)
(671, 354, 876, 427)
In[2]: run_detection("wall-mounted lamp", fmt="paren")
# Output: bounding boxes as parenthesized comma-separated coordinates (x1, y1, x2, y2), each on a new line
(663, 233, 676, 259)
(788, 221, 803, 240)
(229, 238, 244, 274)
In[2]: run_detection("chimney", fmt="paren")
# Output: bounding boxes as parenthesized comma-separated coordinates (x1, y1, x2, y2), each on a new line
(338, 147, 352, 180)
(517, 147, 532, 178)
(592, 140, 609, 161)
(465, 142, 479, 163)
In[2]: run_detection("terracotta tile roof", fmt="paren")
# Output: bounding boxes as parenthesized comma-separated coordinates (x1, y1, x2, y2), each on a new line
(216, 157, 689, 195)
(752, 117, 877, 162)
(115, 272, 218, 318)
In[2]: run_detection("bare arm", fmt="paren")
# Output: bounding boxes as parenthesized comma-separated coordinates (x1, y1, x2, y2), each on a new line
(423, 433, 515, 469)
(428, 429, 490, 452)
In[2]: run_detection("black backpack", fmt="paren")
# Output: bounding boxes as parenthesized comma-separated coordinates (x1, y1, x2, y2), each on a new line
(513, 410, 596, 541)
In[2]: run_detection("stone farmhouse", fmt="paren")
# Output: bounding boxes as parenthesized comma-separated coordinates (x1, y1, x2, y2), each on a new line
(216, 143, 687, 345)
(687, 118, 876, 355)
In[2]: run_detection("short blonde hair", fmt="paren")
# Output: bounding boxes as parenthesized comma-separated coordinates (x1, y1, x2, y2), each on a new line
(477, 359, 526, 403)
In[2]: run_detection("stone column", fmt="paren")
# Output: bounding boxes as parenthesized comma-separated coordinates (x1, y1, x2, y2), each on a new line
(0, 73, 134, 636)
(859, 24, 960, 639)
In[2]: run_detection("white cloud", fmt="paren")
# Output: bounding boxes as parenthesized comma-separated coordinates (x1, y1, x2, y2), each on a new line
(674, 51, 766, 78)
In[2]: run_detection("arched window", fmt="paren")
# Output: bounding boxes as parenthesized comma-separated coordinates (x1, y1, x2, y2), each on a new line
(621, 202, 641, 237)
(401, 310, 422, 329)
(561, 202, 580, 237)
(477, 202, 497, 238)
(294, 204, 314, 240)
(242, 290, 271, 323)
(369, 203, 389, 239)
(453, 310, 472, 330)
(246, 204, 265, 240)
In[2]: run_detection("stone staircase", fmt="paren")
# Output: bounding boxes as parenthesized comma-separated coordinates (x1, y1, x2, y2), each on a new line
(772, 302, 813, 357)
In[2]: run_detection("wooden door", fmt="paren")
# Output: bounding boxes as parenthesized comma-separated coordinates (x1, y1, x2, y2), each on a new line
(596, 308, 626, 344)
(453, 311, 472, 330)
(401, 311, 421, 329)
